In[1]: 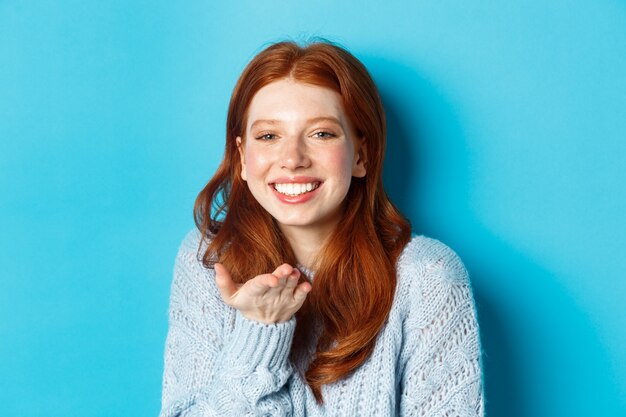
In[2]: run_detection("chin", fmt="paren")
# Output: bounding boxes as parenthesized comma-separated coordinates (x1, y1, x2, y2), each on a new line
(273, 217, 315, 228)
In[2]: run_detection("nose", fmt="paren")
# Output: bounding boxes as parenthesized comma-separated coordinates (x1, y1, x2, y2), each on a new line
(280, 136, 311, 170)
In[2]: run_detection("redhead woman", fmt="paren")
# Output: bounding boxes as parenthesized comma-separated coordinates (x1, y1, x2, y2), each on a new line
(159, 40, 484, 416)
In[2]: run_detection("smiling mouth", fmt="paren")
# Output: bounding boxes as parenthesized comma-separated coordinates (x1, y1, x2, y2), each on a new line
(272, 182, 321, 197)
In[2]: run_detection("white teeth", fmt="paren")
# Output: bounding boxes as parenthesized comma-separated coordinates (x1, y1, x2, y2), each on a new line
(273, 182, 319, 196)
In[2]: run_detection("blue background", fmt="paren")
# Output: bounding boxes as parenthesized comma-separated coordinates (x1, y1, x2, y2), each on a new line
(1, 1, 624, 416)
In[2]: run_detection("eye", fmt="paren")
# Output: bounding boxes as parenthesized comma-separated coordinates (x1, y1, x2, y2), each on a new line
(313, 131, 337, 139)
(256, 132, 277, 141)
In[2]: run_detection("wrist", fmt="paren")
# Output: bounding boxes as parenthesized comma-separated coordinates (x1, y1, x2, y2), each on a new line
(221, 310, 296, 372)
(240, 309, 293, 324)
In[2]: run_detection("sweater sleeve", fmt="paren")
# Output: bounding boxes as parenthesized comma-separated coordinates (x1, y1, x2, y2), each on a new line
(399, 239, 485, 417)
(158, 230, 296, 417)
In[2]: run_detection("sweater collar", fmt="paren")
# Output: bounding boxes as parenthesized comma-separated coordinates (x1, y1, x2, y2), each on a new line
(295, 263, 316, 281)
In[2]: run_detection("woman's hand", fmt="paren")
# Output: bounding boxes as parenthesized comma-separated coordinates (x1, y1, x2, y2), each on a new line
(214, 263, 312, 324)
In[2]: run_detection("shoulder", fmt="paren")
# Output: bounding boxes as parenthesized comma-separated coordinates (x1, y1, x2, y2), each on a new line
(167, 229, 228, 339)
(174, 228, 217, 267)
(397, 234, 469, 284)
(176, 228, 206, 257)
(394, 235, 472, 321)
(170, 228, 217, 297)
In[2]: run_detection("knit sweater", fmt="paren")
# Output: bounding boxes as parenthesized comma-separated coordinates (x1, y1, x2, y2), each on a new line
(159, 228, 485, 416)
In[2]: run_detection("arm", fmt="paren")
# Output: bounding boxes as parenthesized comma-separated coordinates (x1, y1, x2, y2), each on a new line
(399, 241, 484, 417)
(158, 231, 300, 417)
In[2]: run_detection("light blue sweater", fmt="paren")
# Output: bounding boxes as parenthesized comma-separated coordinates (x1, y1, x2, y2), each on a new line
(159, 229, 484, 416)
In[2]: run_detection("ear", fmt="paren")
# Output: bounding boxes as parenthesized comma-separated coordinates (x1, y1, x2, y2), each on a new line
(236, 136, 247, 181)
(352, 137, 367, 178)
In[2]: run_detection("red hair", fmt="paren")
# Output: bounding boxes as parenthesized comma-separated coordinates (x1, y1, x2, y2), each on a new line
(193, 40, 411, 402)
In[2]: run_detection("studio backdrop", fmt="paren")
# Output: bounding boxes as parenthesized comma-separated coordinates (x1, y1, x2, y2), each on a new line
(1, 1, 624, 416)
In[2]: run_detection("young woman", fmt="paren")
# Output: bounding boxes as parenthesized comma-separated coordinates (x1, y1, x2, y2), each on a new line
(159, 40, 484, 416)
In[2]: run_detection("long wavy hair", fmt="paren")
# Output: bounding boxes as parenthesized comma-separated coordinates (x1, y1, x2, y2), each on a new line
(194, 39, 411, 402)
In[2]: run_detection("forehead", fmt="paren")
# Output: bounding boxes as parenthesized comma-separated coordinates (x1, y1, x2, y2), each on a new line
(246, 79, 347, 128)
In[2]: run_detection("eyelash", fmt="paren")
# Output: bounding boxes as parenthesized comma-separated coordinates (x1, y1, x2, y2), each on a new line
(313, 131, 336, 139)
(255, 131, 337, 141)
(256, 133, 277, 140)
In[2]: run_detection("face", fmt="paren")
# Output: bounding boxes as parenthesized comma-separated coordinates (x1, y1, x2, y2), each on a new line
(237, 78, 366, 236)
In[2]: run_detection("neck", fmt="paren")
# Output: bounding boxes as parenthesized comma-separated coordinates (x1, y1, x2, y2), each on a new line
(278, 222, 336, 271)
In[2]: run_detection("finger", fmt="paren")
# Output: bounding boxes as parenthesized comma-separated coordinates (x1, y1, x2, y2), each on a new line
(293, 281, 312, 304)
(263, 264, 294, 296)
(270, 265, 299, 296)
(271, 263, 294, 279)
(214, 263, 238, 303)
(284, 268, 301, 289)
(276, 264, 298, 290)
(247, 273, 278, 296)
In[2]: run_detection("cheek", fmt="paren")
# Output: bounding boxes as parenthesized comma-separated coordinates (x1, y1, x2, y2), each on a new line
(244, 149, 271, 177)
(329, 146, 355, 176)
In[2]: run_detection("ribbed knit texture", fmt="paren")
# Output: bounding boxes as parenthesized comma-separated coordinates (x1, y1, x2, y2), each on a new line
(159, 229, 485, 416)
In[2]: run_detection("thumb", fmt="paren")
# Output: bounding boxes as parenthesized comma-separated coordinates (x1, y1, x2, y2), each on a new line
(214, 263, 237, 303)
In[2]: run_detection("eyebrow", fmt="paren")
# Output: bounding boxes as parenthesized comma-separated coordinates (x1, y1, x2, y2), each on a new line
(250, 116, 343, 131)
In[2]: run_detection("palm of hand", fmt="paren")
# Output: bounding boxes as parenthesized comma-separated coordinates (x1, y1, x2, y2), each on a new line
(214, 263, 312, 324)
